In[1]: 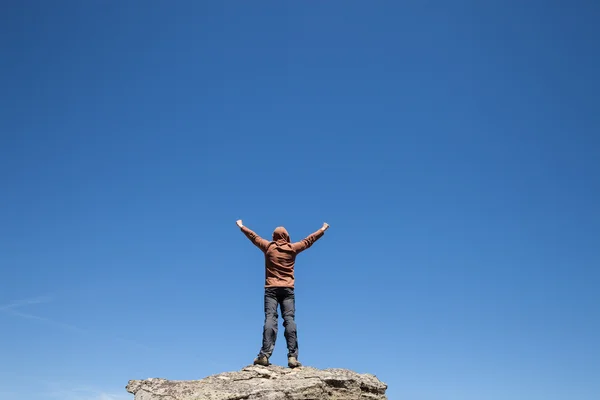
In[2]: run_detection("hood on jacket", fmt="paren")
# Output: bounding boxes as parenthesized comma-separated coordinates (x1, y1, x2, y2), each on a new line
(272, 226, 290, 243)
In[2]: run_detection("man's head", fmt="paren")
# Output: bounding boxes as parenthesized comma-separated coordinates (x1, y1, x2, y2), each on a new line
(272, 226, 290, 243)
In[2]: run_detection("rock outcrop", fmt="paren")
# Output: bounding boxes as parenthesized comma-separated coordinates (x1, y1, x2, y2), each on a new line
(126, 364, 387, 399)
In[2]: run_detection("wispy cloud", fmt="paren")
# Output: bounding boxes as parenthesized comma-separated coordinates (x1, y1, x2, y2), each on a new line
(97, 394, 130, 400)
(0, 391, 19, 400)
(1, 297, 146, 400)
(44, 383, 131, 400)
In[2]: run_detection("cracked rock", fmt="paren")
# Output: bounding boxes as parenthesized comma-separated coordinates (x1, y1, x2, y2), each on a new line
(126, 365, 387, 399)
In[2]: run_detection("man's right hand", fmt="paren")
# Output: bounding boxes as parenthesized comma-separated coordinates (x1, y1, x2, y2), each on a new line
(321, 222, 330, 231)
(236, 219, 243, 228)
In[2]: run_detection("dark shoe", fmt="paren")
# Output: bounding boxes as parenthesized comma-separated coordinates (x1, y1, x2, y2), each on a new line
(253, 355, 269, 366)
(288, 357, 302, 368)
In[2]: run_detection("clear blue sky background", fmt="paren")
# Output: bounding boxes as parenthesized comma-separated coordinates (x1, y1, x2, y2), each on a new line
(1, 1, 599, 399)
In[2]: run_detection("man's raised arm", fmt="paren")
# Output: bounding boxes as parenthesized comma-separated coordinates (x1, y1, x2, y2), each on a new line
(292, 222, 329, 253)
(237, 219, 270, 252)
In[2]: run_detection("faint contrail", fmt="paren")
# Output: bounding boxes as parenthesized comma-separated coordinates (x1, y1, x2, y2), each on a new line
(3, 309, 153, 351)
(4, 309, 88, 334)
(0, 296, 53, 311)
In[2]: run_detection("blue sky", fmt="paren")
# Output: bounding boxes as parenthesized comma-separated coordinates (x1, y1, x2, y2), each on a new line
(1, 1, 599, 399)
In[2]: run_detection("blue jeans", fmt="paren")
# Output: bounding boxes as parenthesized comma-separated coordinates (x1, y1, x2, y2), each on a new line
(258, 287, 298, 358)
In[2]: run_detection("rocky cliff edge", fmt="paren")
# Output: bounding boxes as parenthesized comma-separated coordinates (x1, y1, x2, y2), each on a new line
(126, 364, 387, 400)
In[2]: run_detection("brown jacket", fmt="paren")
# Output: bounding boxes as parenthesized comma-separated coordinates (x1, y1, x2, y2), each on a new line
(241, 225, 325, 288)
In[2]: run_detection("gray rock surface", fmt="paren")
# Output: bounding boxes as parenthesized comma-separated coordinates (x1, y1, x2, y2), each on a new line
(126, 364, 387, 400)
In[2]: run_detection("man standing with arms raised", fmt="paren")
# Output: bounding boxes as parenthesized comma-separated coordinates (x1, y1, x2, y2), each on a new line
(236, 219, 330, 368)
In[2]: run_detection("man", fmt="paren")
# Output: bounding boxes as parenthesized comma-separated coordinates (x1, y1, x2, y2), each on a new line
(236, 219, 329, 368)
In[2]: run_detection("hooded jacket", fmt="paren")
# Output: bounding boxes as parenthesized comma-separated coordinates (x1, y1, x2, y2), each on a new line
(240, 225, 325, 288)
